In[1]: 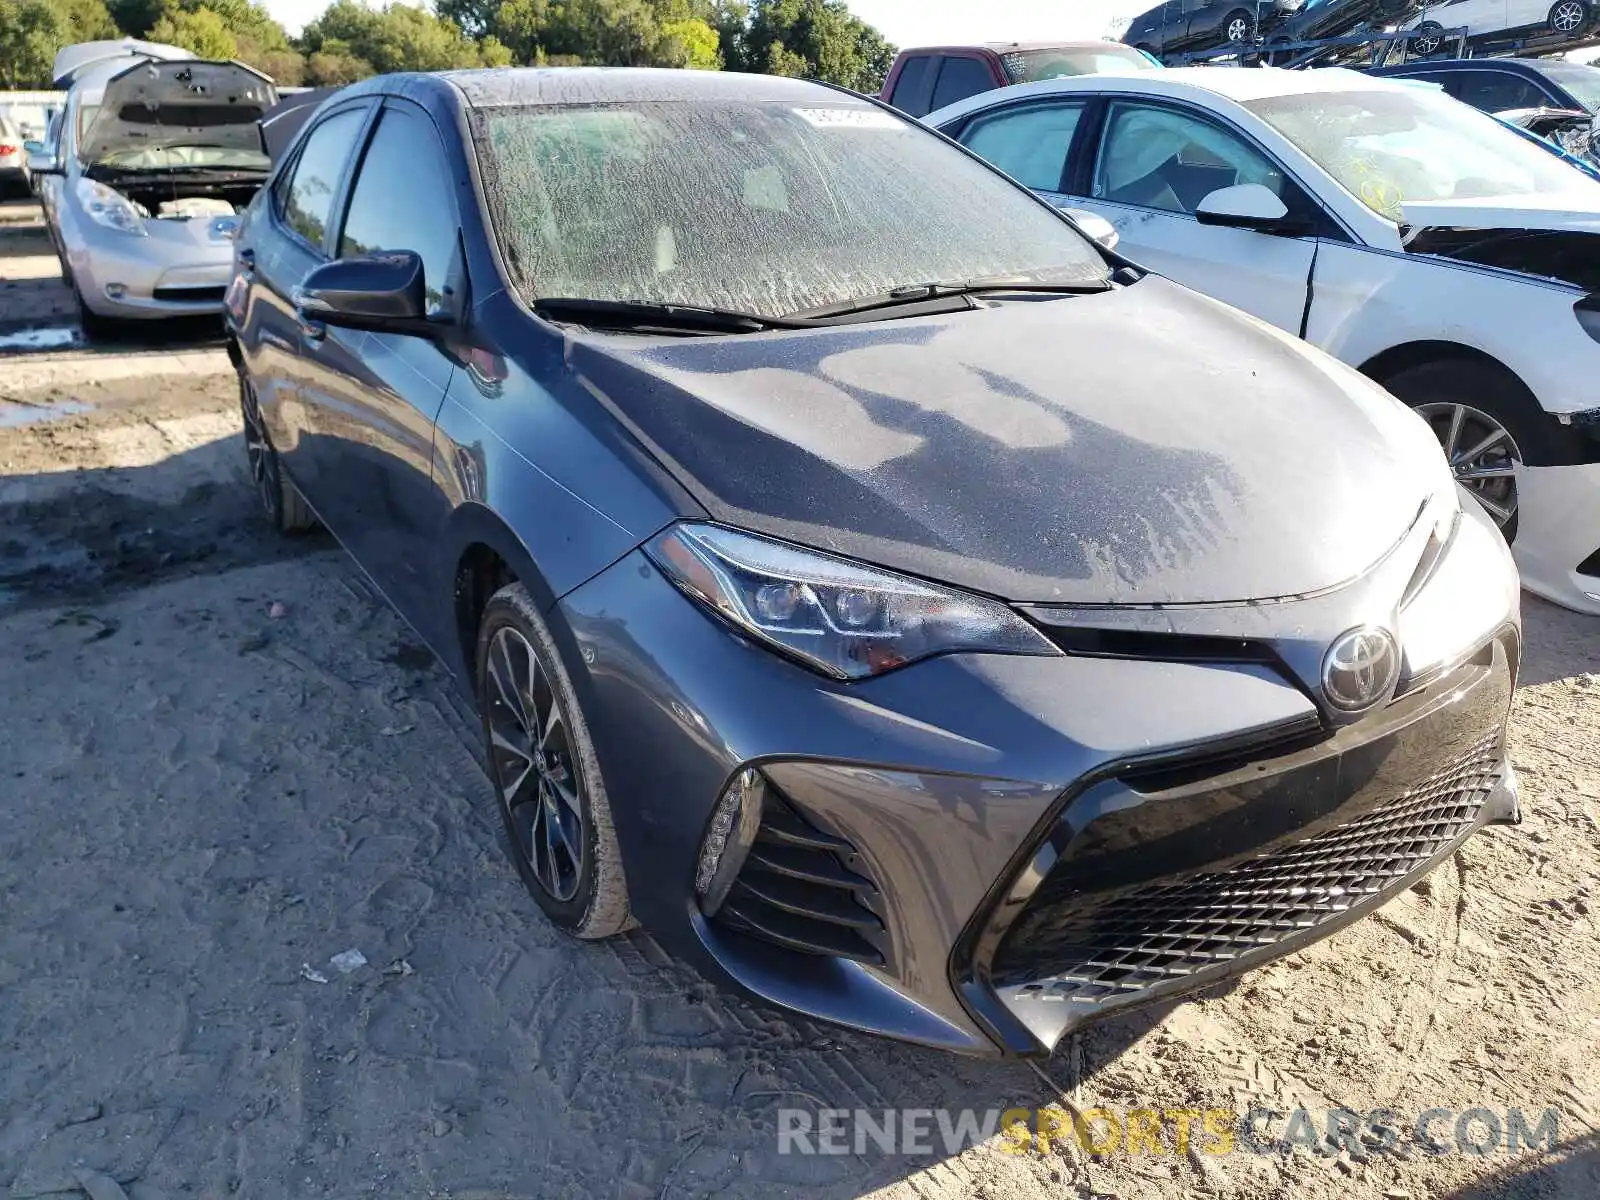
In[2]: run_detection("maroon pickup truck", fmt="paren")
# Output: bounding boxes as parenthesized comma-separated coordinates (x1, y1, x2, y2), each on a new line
(878, 41, 1159, 118)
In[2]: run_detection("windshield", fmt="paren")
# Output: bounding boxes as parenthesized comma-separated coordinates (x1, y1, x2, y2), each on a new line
(1530, 61, 1600, 112)
(1000, 45, 1156, 83)
(473, 99, 1109, 319)
(1247, 87, 1599, 221)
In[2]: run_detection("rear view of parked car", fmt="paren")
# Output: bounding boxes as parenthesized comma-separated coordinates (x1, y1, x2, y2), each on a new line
(0, 116, 29, 198)
(226, 66, 1521, 1058)
(880, 42, 1156, 118)
(32, 42, 277, 337)
(931, 66, 1600, 618)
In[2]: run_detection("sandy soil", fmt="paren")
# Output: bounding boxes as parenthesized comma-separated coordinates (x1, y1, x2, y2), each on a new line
(1, 198, 1597, 1200)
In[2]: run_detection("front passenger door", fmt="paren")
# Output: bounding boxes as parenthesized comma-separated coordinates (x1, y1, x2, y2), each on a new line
(1069, 100, 1316, 334)
(303, 100, 462, 642)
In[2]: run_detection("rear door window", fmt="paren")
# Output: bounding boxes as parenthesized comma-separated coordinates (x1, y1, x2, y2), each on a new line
(960, 102, 1087, 193)
(888, 55, 932, 113)
(280, 107, 366, 251)
(930, 56, 996, 113)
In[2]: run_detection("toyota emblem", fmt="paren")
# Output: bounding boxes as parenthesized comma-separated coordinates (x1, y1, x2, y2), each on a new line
(1321, 626, 1400, 712)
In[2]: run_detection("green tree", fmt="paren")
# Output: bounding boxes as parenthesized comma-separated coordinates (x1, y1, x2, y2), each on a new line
(710, 0, 748, 70)
(300, 1, 495, 73)
(60, 0, 123, 41)
(304, 47, 372, 85)
(658, 17, 719, 68)
(149, 5, 238, 58)
(0, 0, 70, 88)
(744, 0, 893, 91)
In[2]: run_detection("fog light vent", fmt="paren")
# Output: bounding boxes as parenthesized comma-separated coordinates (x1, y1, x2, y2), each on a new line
(1577, 547, 1600, 579)
(708, 775, 889, 967)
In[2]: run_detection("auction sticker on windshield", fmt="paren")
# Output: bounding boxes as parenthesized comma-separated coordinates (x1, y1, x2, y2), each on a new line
(790, 108, 903, 130)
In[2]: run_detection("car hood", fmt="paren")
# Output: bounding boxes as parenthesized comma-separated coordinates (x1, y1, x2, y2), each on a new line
(1401, 192, 1600, 233)
(570, 278, 1443, 606)
(80, 59, 276, 166)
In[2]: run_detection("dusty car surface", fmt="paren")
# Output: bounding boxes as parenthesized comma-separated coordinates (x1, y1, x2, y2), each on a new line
(227, 67, 1521, 1056)
(33, 42, 277, 336)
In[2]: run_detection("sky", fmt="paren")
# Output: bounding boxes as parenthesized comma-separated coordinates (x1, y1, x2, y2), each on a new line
(258, 0, 1149, 43)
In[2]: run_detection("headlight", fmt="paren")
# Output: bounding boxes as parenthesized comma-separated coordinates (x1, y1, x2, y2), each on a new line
(645, 523, 1061, 680)
(1397, 495, 1517, 678)
(75, 177, 146, 235)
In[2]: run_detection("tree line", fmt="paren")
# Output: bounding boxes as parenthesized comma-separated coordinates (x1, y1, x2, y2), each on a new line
(0, 0, 896, 94)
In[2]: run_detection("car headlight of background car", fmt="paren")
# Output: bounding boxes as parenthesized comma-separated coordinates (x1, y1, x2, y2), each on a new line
(75, 177, 146, 236)
(646, 523, 1061, 679)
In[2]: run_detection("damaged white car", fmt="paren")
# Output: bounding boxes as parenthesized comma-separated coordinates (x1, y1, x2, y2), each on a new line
(930, 67, 1600, 617)
(31, 41, 277, 336)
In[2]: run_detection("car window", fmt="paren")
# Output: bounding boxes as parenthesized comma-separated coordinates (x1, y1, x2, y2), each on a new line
(888, 56, 931, 112)
(473, 99, 1110, 319)
(1093, 102, 1287, 215)
(1453, 71, 1552, 114)
(1529, 61, 1600, 110)
(960, 102, 1086, 192)
(1248, 87, 1599, 221)
(930, 57, 995, 112)
(338, 106, 458, 315)
(1000, 46, 1155, 83)
(280, 107, 365, 251)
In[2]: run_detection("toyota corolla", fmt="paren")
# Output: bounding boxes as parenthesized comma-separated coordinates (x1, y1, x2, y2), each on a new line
(225, 68, 1521, 1056)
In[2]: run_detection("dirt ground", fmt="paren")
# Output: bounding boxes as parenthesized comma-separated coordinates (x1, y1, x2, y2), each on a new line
(1, 197, 1597, 1200)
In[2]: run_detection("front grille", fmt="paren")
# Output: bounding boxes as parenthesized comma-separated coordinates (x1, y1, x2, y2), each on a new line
(153, 285, 226, 303)
(993, 735, 1502, 1003)
(714, 785, 890, 967)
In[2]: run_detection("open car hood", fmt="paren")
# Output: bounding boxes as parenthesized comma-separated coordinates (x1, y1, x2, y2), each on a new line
(51, 38, 188, 89)
(80, 59, 277, 167)
(1400, 193, 1600, 234)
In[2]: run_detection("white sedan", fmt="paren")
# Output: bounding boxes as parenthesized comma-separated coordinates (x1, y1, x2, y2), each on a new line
(929, 66, 1600, 618)
(1403, 0, 1593, 54)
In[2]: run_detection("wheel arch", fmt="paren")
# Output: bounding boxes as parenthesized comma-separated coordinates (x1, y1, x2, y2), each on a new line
(1357, 340, 1532, 397)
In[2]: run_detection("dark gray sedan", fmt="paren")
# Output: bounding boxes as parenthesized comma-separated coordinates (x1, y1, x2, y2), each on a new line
(225, 67, 1521, 1056)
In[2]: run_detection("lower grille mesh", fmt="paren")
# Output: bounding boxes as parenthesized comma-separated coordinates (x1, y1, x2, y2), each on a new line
(995, 736, 1503, 1003)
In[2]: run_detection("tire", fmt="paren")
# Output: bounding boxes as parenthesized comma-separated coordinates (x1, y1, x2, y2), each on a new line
(239, 371, 316, 535)
(73, 282, 125, 343)
(476, 581, 632, 939)
(1549, 0, 1589, 35)
(1410, 20, 1445, 55)
(1380, 359, 1557, 544)
(1223, 9, 1257, 43)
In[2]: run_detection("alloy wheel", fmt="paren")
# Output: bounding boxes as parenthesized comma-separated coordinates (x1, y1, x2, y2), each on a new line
(1226, 14, 1253, 41)
(1415, 401, 1521, 529)
(1553, 0, 1587, 32)
(485, 626, 585, 902)
(239, 376, 277, 520)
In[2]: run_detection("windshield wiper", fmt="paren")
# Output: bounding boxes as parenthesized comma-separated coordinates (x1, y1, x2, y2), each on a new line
(789, 276, 1112, 320)
(531, 297, 813, 335)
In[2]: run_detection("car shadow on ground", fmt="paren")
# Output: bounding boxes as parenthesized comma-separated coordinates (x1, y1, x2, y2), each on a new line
(1516, 596, 1600, 687)
(1444, 1128, 1600, 1199)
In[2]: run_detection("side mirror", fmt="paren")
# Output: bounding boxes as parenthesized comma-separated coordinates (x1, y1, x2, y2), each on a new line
(1060, 206, 1120, 252)
(1195, 183, 1297, 233)
(294, 250, 434, 335)
(26, 148, 62, 175)
(23, 140, 43, 154)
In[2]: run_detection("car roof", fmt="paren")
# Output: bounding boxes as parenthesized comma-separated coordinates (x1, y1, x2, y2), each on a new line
(1373, 56, 1548, 75)
(895, 41, 1137, 55)
(926, 65, 1415, 124)
(432, 67, 849, 109)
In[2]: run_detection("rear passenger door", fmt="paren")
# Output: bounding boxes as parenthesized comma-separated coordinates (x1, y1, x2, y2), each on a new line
(303, 99, 463, 640)
(241, 101, 372, 477)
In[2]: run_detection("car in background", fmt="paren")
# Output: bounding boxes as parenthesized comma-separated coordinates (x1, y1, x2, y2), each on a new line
(1264, 0, 1426, 57)
(0, 116, 28, 198)
(880, 41, 1157, 118)
(1123, 0, 1305, 57)
(1402, 0, 1594, 54)
(1373, 54, 1600, 112)
(929, 67, 1600, 616)
(31, 42, 278, 336)
(227, 65, 1520, 1058)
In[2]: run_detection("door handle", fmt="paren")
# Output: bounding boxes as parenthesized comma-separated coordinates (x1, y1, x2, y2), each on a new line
(298, 315, 326, 343)
(236, 247, 256, 273)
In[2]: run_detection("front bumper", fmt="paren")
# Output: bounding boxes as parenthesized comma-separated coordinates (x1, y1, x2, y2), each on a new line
(559, 548, 1519, 1057)
(65, 225, 232, 320)
(1513, 461, 1600, 616)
